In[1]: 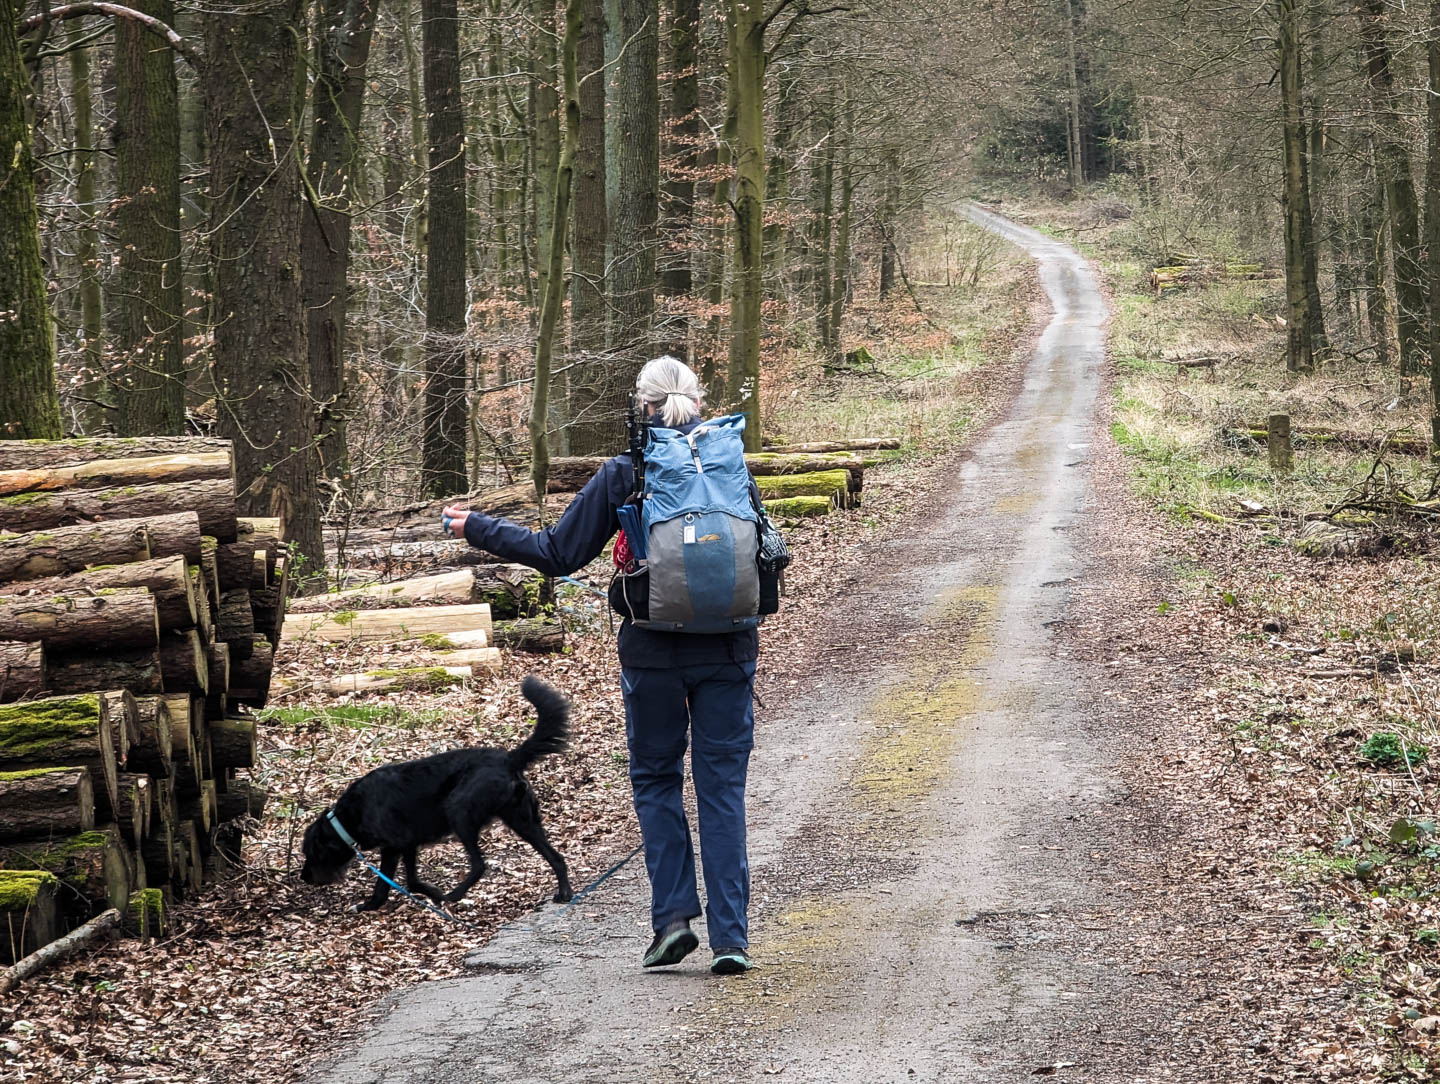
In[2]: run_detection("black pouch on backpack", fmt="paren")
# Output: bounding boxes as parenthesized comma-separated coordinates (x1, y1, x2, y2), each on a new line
(608, 564, 650, 621)
(752, 496, 790, 617)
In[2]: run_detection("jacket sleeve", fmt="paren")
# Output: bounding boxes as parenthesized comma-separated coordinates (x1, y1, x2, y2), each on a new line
(461, 459, 624, 576)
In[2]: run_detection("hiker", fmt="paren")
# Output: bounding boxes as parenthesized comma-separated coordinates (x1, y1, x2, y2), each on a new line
(442, 356, 767, 975)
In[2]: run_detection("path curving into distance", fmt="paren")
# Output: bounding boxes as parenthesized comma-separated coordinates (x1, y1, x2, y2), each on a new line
(310, 205, 1128, 1084)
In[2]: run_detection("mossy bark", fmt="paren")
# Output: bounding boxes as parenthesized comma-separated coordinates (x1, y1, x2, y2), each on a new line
(0, 0, 61, 441)
(0, 693, 119, 821)
(754, 470, 848, 500)
(0, 768, 94, 840)
(0, 870, 60, 962)
(0, 825, 133, 919)
(763, 496, 833, 518)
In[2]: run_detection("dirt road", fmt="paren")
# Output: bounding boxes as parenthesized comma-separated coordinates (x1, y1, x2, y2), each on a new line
(309, 207, 1144, 1084)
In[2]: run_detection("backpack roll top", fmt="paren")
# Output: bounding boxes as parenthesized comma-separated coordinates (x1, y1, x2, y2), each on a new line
(633, 414, 762, 633)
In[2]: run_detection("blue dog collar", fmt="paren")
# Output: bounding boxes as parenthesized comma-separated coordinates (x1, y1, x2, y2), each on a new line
(326, 809, 363, 855)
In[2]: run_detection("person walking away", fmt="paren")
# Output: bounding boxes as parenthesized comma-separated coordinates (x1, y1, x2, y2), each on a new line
(442, 356, 762, 975)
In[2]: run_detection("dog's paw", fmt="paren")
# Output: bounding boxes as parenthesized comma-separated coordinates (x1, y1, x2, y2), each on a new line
(350, 901, 381, 913)
(552, 888, 574, 904)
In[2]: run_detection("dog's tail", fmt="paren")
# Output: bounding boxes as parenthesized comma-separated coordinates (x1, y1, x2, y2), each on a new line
(508, 675, 571, 773)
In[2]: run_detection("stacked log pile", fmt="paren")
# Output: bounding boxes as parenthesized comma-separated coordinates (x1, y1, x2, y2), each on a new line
(0, 438, 279, 963)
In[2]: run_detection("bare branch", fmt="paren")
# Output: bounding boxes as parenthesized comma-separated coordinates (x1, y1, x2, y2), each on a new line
(19, 2, 201, 67)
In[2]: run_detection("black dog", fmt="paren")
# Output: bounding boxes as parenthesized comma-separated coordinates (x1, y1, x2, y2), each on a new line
(300, 675, 574, 910)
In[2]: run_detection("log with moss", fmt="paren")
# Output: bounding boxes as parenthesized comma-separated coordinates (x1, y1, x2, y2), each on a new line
(0, 519, 150, 582)
(158, 629, 208, 694)
(282, 602, 494, 644)
(0, 871, 61, 964)
(14, 555, 197, 629)
(0, 436, 233, 472)
(762, 437, 900, 454)
(0, 693, 120, 821)
(0, 642, 45, 703)
(0, 768, 95, 840)
(0, 451, 233, 501)
(1229, 423, 1431, 457)
(226, 638, 273, 708)
(491, 618, 565, 653)
(287, 564, 551, 620)
(0, 825, 135, 919)
(763, 496, 834, 518)
(136, 511, 205, 563)
(754, 469, 849, 502)
(312, 665, 476, 697)
(0, 479, 239, 540)
(46, 647, 164, 697)
(0, 587, 159, 651)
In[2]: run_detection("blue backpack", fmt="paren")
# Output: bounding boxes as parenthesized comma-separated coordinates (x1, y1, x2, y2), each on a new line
(614, 414, 763, 633)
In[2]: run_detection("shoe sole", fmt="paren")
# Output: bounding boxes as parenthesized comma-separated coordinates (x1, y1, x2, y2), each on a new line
(710, 955, 753, 975)
(643, 928, 699, 968)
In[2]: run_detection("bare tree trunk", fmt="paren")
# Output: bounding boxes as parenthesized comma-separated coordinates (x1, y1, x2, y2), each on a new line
(1360, 0, 1425, 377)
(70, 19, 106, 433)
(828, 93, 854, 365)
(879, 152, 898, 299)
(1278, 0, 1322, 373)
(813, 95, 834, 353)
(532, 0, 583, 500)
(420, 0, 469, 496)
(1428, 0, 1440, 450)
(113, 0, 185, 435)
(1361, 145, 1393, 367)
(566, 0, 611, 454)
(0, 0, 61, 439)
(607, 0, 659, 369)
(726, 0, 764, 449)
(205, 0, 322, 568)
(658, 0, 700, 356)
(302, 0, 380, 489)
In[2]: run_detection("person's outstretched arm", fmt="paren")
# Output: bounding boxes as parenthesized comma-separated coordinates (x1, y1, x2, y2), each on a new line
(442, 459, 626, 577)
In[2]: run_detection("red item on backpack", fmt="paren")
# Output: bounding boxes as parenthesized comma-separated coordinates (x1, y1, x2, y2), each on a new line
(613, 528, 633, 570)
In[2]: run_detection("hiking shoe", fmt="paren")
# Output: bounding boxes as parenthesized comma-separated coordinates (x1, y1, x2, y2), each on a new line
(642, 920, 699, 968)
(710, 947, 753, 974)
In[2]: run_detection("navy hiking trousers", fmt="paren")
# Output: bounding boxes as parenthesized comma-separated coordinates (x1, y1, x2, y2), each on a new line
(620, 660, 756, 951)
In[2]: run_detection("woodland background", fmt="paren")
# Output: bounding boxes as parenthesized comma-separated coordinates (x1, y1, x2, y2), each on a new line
(4, 0, 1440, 560)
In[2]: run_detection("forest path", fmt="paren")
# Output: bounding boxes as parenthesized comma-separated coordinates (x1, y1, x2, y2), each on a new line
(308, 207, 1134, 1084)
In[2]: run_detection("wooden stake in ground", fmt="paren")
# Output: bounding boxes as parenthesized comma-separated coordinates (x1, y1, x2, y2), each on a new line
(1267, 413, 1293, 472)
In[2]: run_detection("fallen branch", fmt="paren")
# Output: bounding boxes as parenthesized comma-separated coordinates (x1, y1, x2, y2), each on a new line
(0, 907, 121, 994)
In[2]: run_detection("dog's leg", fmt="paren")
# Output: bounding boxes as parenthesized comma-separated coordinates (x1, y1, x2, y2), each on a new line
(402, 848, 446, 904)
(503, 809, 574, 903)
(354, 849, 400, 912)
(441, 839, 489, 903)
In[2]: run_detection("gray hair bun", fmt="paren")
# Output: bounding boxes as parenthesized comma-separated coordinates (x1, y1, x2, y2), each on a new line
(635, 355, 704, 427)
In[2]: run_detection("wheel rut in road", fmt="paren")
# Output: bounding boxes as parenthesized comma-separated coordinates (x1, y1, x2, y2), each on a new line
(309, 205, 1141, 1084)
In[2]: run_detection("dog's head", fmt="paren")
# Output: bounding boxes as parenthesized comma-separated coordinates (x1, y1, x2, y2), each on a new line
(299, 809, 358, 886)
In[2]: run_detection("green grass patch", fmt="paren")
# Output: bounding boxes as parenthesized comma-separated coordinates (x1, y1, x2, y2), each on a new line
(258, 703, 446, 731)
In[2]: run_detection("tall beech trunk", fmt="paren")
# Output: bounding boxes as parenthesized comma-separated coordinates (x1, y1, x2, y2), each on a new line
(114, 0, 185, 435)
(879, 152, 899, 299)
(0, 0, 62, 440)
(658, 0, 700, 356)
(204, 0, 322, 569)
(566, 0, 611, 455)
(1360, 145, 1393, 367)
(420, 0, 469, 497)
(531, 0, 583, 501)
(1429, 1, 1440, 451)
(813, 97, 834, 353)
(726, 0, 764, 450)
(302, 0, 380, 488)
(532, 0, 560, 315)
(1278, 0, 1325, 373)
(608, 0, 659, 366)
(70, 20, 106, 431)
(1359, 0, 1425, 376)
(828, 95, 854, 365)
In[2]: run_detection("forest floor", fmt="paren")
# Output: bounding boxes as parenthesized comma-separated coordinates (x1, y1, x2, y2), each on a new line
(0, 212, 1040, 1083)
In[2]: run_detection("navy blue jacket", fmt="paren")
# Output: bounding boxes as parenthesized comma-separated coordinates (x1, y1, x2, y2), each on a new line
(462, 428, 760, 669)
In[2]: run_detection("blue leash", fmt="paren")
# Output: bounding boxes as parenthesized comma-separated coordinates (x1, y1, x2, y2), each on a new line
(328, 813, 644, 930)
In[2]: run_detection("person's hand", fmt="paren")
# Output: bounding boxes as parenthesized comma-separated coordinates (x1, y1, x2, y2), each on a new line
(441, 504, 470, 539)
